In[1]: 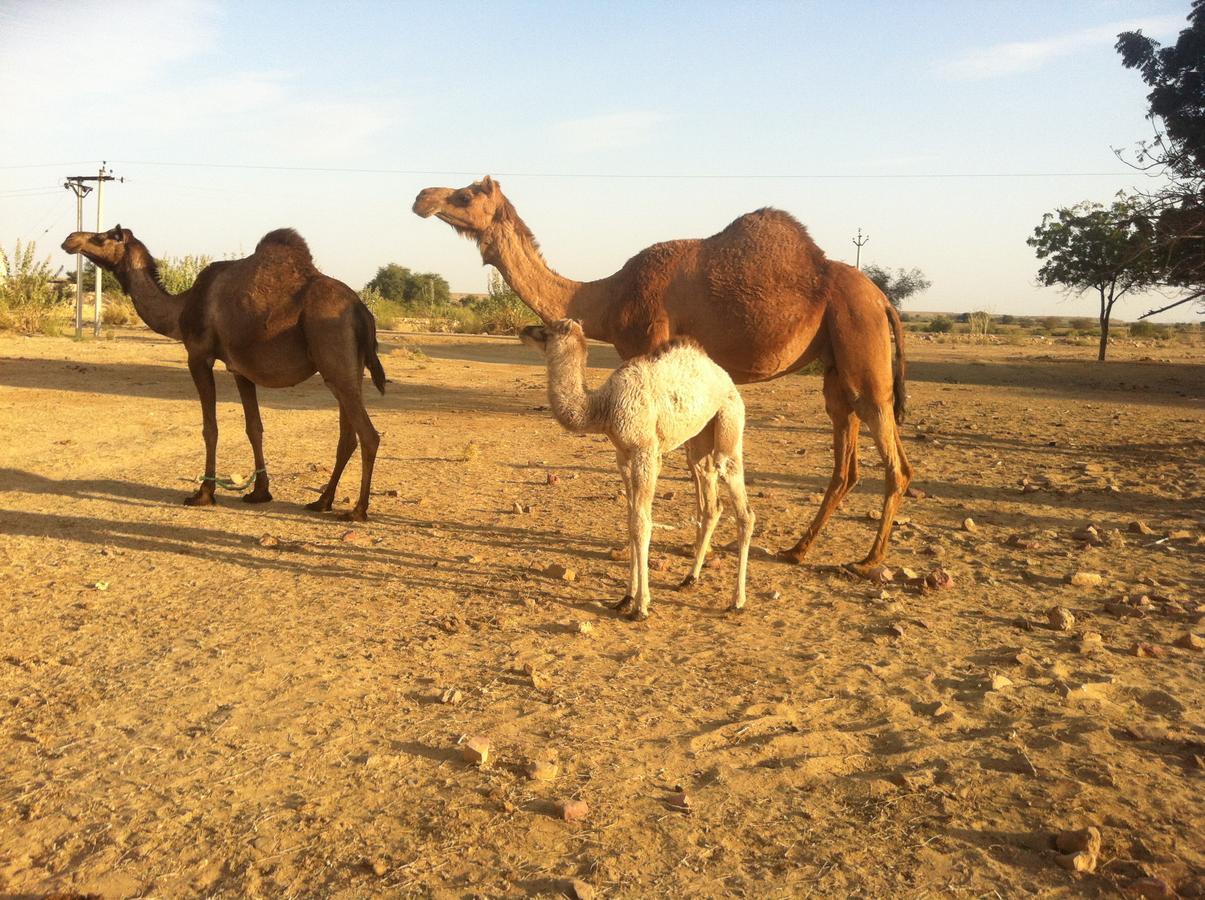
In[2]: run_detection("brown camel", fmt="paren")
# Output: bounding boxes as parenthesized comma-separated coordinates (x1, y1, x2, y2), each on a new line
(61, 226, 385, 520)
(413, 177, 912, 574)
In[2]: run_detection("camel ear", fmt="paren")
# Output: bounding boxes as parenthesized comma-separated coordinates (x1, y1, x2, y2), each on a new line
(480, 175, 498, 195)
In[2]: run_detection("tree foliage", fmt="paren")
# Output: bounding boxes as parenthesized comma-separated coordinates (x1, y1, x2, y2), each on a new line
(1116, 2, 1205, 315)
(1027, 196, 1159, 359)
(862, 264, 931, 309)
(364, 263, 450, 308)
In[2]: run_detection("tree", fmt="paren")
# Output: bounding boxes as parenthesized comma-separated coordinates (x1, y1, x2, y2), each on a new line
(862, 264, 931, 309)
(1027, 197, 1158, 360)
(364, 263, 412, 304)
(82, 261, 124, 295)
(1116, 3, 1205, 317)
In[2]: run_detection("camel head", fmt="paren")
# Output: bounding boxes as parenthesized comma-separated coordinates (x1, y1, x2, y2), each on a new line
(61, 225, 141, 271)
(412, 176, 509, 241)
(519, 318, 585, 357)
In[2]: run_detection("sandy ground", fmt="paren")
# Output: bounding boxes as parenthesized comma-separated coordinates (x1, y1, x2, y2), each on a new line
(0, 328, 1202, 899)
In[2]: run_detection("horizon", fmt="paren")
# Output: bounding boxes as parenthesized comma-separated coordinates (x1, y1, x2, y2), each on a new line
(1, 0, 1199, 323)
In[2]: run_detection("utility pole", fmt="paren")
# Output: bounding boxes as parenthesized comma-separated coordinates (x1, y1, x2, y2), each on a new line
(63, 178, 94, 339)
(852, 228, 870, 270)
(64, 163, 120, 337)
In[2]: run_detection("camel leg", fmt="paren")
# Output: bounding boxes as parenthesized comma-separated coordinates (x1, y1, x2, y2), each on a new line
(780, 369, 860, 563)
(844, 406, 911, 576)
(326, 381, 379, 522)
(306, 406, 357, 514)
(233, 374, 272, 504)
(627, 449, 660, 621)
(184, 356, 218, 507)
(612, 449, 639, 615)
(714, 400, 755, 610)
(680, 432, 721, 591)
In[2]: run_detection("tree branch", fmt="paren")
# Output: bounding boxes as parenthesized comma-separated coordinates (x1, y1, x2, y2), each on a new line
(1137, 290, 1205, 319)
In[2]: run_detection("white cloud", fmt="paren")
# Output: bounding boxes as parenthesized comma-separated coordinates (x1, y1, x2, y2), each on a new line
(549, 111, 667, 153)
(938, 16, 1182, 80)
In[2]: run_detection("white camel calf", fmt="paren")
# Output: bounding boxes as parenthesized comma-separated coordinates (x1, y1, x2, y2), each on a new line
(521, 319, 755, 620)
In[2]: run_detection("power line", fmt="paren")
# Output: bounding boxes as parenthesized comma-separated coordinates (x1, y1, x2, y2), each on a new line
(102, 159, 1146, 180)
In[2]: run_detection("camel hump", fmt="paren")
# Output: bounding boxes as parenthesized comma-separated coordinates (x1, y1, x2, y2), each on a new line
(255, 228, 314, 262)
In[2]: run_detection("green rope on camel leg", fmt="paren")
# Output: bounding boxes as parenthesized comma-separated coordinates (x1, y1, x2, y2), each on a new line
(196, 467, 267, 493)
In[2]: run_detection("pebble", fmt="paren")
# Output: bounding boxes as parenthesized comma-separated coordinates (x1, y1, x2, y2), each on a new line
(569, 880, 596, 900)
(962, 517, 977, 532)
(545, 563, 577, 582)
(440, 688, 463, 705)
(868, 565, 894, 583)
(667, 791, 692, 812)
(559, 799, 590, 822)
(1129, 520, 1156, 535)
(905, 487, 927, 499)
(989, 673, 1013, 691)
(924, 568, 954, 590)
(529, 669, 552, 691)
(1175, 632, 1203, 652)
(370, 859, 388, 877)
(1131, 642, 1163, 658)
(608, 547, 628, 561)
(888, 623, 906, 639)
(577, 621, 594, 636)
(1047, 606, 1076, 631)
(1068, 571, 1103, 587)
(1078, 631, 1104, 654)
(1056, 851, 1096, 873)
(462, 736, 491, 767)
(526, 758, 559, 782)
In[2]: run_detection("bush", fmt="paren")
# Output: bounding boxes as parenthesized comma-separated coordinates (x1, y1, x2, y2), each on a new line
(1128, 320, 1167, 338)
(156, 255, 212, 294)
(926, 315, 953, 333)
(101, 296, 137, 326)
(359, 287, 408, 331)
(0, 241, 68, 334)
(450, 270, 537, 334)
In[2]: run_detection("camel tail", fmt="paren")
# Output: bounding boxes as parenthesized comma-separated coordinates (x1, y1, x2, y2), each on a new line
(356, 302, 387, 395)
(885, 301, 907, 424)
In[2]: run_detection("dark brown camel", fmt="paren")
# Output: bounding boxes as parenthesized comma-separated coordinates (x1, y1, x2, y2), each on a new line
(62, 226, 385, 520)
(414, 177, 912, 575)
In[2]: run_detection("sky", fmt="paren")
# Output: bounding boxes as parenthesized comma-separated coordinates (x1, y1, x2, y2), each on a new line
(0, 0, 1196, 321)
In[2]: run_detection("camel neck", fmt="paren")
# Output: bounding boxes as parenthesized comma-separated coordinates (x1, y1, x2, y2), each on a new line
(481, 225, 610, 336)
(543, 343, 602, 435)
(117, 263, 184, 341)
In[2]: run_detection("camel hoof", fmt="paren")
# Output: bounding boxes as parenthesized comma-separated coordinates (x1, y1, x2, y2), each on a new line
(184, 493, 215, 507)
(626, 606, 649, 622)
(776, 545, 806, 565)
(305, 499, 332, 513)
(242, 491, 273, 504)
(840, 561, 879, 580)
(612, 595, 635, 614)
(339, 509, 369, 523)
(727, 603, 746, 615)
(678, 574, 698, 592)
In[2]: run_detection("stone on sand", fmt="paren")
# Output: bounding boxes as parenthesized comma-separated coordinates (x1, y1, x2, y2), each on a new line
(1047, 606, 1075, 631)
(462, 736, 491, 767)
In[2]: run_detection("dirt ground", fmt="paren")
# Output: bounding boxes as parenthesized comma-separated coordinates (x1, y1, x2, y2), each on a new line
(0, 327, 1202, 899)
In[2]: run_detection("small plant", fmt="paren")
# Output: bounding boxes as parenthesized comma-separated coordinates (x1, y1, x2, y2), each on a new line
(968, 310, 993, 340)
(926, 315, 953, 334)
(0, 241, 67, 334)
(102, 296, 137, 326)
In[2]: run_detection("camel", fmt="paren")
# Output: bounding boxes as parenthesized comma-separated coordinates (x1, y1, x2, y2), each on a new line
(414, 178, 912, 575)
(61, 225, 385, 520)
(520, 319, 754, 619)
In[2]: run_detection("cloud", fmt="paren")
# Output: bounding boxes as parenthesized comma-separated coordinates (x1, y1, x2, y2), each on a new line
(548, 111, 667, 153)
(938, 16, 1183, 79)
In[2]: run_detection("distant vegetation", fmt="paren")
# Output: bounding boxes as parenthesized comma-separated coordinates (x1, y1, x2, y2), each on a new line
(0, 241, 67, 335)
(862, 264, 931, 309)
(362, 266, 536, 334)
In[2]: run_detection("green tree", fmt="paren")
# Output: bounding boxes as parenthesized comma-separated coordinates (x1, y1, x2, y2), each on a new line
(156, 255, 213, 294)
(405, 272, 451, 307)
(1027, 197, 1159, 360)
(364, 263, 412, 303)
(1116, 4, 1204, 317)
(82, 261, 124, 295)
(862, 264, 931, 309)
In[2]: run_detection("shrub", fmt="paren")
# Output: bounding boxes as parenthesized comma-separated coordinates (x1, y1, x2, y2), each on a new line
(102, 296, 137, 326)
(0, 241, 68, 334)
(156, 255, 212, 294)
(926, 315, 953, 333)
